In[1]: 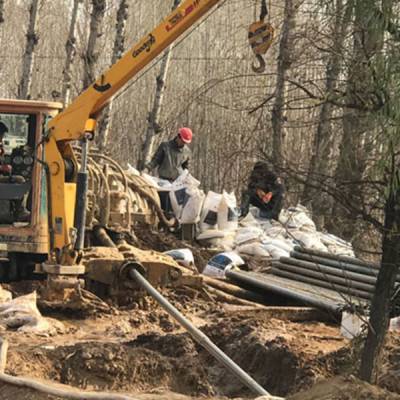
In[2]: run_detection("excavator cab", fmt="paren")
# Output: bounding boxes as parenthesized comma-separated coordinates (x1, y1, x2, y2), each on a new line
(0, 100, 62, 280)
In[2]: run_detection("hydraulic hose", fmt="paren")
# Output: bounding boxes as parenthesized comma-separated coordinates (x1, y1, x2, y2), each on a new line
(127, 263, 282, 399)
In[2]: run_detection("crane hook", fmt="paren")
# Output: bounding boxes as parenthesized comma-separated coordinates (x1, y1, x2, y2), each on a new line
(248, 0, 274, 74)
(252, 54, 266, 73)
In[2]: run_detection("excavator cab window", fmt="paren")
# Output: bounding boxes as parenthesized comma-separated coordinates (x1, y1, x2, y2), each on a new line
(0, 113, 36, 226)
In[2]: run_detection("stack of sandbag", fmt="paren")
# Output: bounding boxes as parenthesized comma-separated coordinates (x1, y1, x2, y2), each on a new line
(234, 212, 294, 259)
(197, 191, 239, 249)
(231, 204, 355, 259)
(277, 205, 328, 252)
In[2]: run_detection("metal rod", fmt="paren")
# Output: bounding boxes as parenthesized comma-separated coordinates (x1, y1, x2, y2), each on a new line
(290, 251, 400, 282)
(294, 246, 379, 269)
(278, 257, 377, 286)
(226, 269, 341, 313)
(128, 266, 275, 398)
(290, 251, 379, 277)
(274, 262, 374, 293)
(271, 266, 372, 300)
(74, 137, 89, 251)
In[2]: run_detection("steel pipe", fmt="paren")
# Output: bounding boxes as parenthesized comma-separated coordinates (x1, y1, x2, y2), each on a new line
(278, 257, 377, 286)
(274, 262, 375, 293)
(294, 246, 379, 269)
(128, 264, 276, 398)
(290, 251, 400, 282)
(290, 251, 379, 277)
(226, 269, 342, 313)
(272, 266, 372, 300)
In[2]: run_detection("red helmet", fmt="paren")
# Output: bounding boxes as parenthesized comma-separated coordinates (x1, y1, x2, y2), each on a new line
(178, 127, 193, 144)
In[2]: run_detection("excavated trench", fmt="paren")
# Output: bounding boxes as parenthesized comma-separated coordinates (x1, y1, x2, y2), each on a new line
(5, 317, 347, 399)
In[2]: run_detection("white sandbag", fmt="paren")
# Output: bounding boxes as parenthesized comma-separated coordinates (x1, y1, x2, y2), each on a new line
(169, 185, 187, 219)
(141, 173, 172, 191)
(262, 243, 290, 259)
(168, 172, 203, 220)
(212, 232, 236, 251)
(197, 229, 227, 240)
(264, 225, 288, 239)
(0, 287, 11, 303)
(202, 251, 244, 278)
(164, 249, 194, 267)
(235, 242, 270, 258)
(239, 212, 260, 227)
(218, 191, 238, 232)
(340, 311, 365, 338)
(318, 232, 355, 256)
(0, 292, 63, 335)
(262, 238, 294, 253)
(126, 163, 140, 177)
(197, 230, 235, 250)
(290, 230, 328, 251)
(200, 191, 222, 231)
(180, 186, 205, 224)
(173, 169, 201, 188)
(279, 205, 316, 231)
(235, 226, 265, 245)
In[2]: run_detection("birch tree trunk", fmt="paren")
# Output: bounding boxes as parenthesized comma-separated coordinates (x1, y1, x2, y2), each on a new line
(17, 0, 40, 99)
(62, 0, 82, 105)
(271, 0, 297, 169)
(82, 0, 107, 90)
(331, 0, 383, 240)
(301, 0, 353, 228)
(0, 0, 5, 24)
(139, 0, 181, 169)
(97, 0, 129, 151)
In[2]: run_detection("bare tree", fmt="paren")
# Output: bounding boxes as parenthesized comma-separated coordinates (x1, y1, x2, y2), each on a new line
(17, 0, 40, 99)
(62, 0, 83, 105)
(139, 0, 181, 170)
(360, 157, 400, 382)
(82, 0, 107, 90)
(96, 0, 129, 151)
(301, 0, 353, 228)
(271, 0, 298, 168)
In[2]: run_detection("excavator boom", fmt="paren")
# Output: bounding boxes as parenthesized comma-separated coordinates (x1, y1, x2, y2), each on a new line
(45, 0, 222, 258)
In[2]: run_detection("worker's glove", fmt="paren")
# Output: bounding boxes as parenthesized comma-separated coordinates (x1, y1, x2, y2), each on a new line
(0, 164, 11, 175)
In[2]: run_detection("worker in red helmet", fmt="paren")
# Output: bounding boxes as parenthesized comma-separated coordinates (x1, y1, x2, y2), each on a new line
(146, 127, 192, 182)
(145, 127, 193, 215)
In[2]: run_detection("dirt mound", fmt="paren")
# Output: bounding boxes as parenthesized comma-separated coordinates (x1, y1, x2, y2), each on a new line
(54, 341, 214, 395)
(136, 229, 216, 272)
(288, 376, 400, 400)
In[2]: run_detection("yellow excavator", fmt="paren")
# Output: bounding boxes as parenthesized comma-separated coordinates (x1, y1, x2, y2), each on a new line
(0, 0, 274, 305)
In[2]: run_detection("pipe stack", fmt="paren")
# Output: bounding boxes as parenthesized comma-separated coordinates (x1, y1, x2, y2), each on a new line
(272, 246, 400, 312)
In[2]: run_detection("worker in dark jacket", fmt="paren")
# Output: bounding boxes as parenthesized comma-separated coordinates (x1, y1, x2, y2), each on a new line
(146, 127, 192, 182)
(146, 127, 192, 215)
(240, 162, 284, 220)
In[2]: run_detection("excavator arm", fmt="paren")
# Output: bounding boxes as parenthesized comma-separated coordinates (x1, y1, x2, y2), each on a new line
(44, 0, 222, 263)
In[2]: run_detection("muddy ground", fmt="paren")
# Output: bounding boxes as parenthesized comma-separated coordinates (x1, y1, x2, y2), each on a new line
(0, 230, 399, 399)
